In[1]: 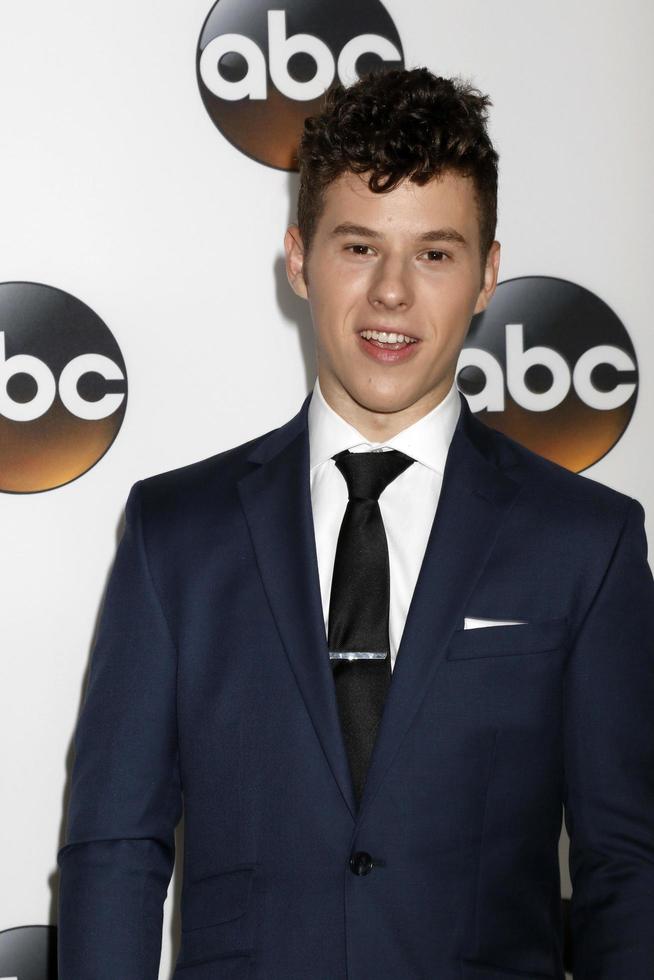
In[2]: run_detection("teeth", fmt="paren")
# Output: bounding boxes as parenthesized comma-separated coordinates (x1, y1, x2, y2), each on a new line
(360, 330, 417, 343)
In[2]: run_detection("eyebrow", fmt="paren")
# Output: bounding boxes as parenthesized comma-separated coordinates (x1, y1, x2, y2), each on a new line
(329, 222, 468, 247)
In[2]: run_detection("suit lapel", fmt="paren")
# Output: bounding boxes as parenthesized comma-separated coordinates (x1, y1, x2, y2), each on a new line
(237, 394, 359, 817)
(237, 388, 523, 823)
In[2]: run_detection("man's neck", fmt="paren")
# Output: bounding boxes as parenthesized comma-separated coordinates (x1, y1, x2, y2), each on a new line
(318, 373, 455, 443)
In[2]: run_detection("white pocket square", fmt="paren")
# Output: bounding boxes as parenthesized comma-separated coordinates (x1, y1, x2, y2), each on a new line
(463, 617, 528, 630)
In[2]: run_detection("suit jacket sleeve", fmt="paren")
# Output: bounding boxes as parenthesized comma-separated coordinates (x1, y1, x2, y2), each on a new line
(563, 496, 654, 978)
(57, 480, 182, 979)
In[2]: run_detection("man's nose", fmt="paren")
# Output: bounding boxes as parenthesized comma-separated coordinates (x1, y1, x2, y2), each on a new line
(368, 256, 413, 310)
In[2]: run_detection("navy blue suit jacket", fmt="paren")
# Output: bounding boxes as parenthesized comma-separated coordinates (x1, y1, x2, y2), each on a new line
(57, 388, 654, 980)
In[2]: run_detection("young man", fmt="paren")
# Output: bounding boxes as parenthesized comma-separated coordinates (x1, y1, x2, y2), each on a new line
(57, 68, 654, 979)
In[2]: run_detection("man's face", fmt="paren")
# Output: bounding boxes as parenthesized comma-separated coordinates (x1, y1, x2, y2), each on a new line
(285, 168, 500, 433)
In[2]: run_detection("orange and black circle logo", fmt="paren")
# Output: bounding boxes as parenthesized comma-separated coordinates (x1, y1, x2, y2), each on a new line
(196, 0, 404, 170)
(457, 276, 638, 473)
(0, 281, 127, 494)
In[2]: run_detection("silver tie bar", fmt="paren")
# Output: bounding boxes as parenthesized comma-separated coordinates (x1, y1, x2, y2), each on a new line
(329, 651, 388, 660)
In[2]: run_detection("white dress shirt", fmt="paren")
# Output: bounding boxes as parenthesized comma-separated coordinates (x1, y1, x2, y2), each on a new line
(307, 375, 461, 672)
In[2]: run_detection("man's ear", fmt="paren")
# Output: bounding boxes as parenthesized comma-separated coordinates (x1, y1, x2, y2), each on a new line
(284, 225, 309, 299)
(473, 239, 501, 315)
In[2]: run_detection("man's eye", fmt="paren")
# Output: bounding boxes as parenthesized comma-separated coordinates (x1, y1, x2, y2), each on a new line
(346, 244, 374, 256)
(344, 245, 447, 261)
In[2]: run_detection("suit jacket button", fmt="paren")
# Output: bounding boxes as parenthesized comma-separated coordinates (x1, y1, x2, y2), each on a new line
(349, 851, 374, 875)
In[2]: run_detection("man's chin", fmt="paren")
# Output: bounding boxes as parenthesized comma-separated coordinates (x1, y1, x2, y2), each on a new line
(319, 367, 429, 416)
(343, 380, 424, 417)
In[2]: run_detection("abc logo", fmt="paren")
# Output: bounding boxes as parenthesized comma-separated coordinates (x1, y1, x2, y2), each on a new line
(0, 282, 127, 494)
(196, 0, 403, 169)
(457, 276, 638, 473)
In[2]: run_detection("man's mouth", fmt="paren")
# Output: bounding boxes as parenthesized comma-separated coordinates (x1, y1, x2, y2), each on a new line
(358, 329, 419, 350)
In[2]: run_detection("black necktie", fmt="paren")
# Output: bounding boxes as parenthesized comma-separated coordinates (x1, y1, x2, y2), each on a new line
(328, 448, 414, 807)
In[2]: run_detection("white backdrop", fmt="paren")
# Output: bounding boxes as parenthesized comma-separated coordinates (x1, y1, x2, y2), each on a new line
(1, 1, 652, 976)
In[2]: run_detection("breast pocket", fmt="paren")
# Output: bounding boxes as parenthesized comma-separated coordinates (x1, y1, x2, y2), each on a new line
(446, 615, 569, 661)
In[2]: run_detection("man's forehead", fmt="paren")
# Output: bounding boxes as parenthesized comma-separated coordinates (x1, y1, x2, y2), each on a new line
(331, 168, 472, 194)
(318, 169, 478, 235)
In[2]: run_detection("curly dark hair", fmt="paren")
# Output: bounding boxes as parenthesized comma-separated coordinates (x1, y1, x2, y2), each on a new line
(295, 66, 498, 282)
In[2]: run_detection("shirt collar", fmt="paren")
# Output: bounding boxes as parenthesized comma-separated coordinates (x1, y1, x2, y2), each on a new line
(308, 375, 461, 474)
